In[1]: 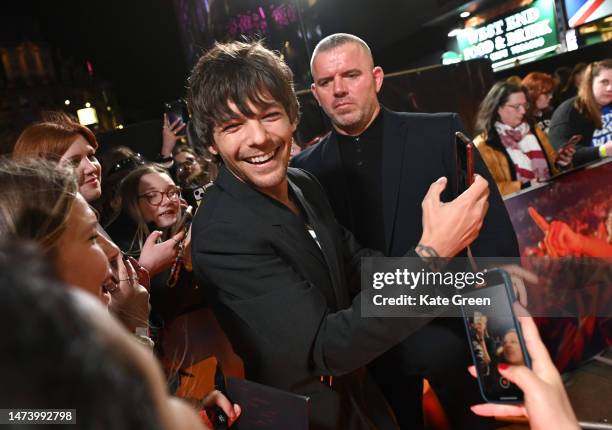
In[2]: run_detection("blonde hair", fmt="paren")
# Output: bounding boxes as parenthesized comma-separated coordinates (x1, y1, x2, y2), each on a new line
(0, 157, 78, 256)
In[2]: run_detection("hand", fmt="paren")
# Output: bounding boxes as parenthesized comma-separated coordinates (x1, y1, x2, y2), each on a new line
(528, 208, 582, 256)
(419, 175, 489, 257)
(127, 255, 150, 291)
(555, 137, 578, 167)
(161, 113, 187, 157)
(469, 314, 579, 430)
(500, 265, 538, 307)
(138, 230, 185, 276)
(107, 255, 151, 332)
(200, 389, 241, 428)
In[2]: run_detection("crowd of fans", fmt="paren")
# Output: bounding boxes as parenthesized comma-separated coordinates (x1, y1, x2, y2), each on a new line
(475, 59, 612, 197)
(0, 47, 609, 429)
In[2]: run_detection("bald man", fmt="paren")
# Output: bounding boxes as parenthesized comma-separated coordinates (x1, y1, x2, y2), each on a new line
(292, 33, 519, 429)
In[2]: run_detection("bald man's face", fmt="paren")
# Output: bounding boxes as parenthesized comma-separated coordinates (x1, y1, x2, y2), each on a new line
(311, 43, 384, 136)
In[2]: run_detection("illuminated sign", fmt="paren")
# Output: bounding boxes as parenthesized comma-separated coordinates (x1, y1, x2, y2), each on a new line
(456, 0, 560, 71)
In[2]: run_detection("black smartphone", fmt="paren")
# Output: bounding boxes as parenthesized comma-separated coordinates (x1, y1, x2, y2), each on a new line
(164, 99, 189, 125)
(455, 131, 474, 195)
(461, 269, 531, 403)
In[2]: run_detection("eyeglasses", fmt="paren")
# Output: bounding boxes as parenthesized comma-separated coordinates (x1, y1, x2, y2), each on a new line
(138, 187, 181, 205)
(107, 153, 145, 176)
(504, 103, 530, 111)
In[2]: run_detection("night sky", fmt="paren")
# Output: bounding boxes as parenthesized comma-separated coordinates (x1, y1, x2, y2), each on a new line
(3, 0, 189, 122)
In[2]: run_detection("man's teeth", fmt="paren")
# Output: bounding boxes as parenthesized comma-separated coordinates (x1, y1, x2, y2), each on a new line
(246, 150, 275, 164)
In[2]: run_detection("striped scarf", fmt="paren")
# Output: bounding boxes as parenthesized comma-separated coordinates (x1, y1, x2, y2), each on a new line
(495, 121, 550, 183)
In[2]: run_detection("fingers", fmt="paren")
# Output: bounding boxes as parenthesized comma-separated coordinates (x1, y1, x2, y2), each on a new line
(516, 315, 552, 367)
(470, 403, 526, 417)
(513, 276, 528, 307)
(171, 229, 186, 244)
(423, 176, 447, 207)
(229, 404, 242, 426)
(503, 265, 539, 285)
(462, 174, 489, 200)
(497, 363, 539, 398)
(143, 231, 163, 249)
(124, 258, 136, 283)
(202, 390, 239, 421)
(117, 254, 129, 281)
(468, 365, 477, 378)
(528, 207, 549, 232)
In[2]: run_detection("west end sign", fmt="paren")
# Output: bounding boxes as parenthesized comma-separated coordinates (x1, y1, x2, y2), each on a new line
(456, 0, 560, 71)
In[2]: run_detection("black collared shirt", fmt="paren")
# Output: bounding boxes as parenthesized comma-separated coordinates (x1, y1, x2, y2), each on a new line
(336, 111, 386, 252)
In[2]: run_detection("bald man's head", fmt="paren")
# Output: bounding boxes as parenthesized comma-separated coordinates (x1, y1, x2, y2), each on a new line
(310, 33, 383, 136)
(310, 33, 374, 76)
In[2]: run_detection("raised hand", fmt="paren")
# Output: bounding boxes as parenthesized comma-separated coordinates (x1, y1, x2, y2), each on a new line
(419, 175, 489, 257)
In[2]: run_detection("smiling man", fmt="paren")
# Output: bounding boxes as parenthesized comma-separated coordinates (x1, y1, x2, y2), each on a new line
(188, 41, 491, 430)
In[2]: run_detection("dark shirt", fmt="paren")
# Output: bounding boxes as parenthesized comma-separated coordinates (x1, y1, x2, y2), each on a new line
(336, 111, 385, 252)
(548, 97, 601, 167)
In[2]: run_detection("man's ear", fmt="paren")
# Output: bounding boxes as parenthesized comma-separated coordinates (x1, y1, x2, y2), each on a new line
(373, 66, 384, 93)
(311, 83, 321, 106)
(208, 144, 219, 155)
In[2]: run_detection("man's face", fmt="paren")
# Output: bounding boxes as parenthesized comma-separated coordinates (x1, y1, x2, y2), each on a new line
(311, 42, 384, 135)
(210, 98, 296, 200)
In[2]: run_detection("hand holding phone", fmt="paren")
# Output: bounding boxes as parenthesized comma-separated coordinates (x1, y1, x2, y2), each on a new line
(462, 269, 531, 404)
(556, 134, 581, 167)
(469, 316, 579, 430)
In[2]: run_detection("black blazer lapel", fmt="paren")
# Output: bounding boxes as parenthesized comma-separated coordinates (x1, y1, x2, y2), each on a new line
(288, 173, 350, 309)
(216, 165, 328, 268)
(381, 108, 410, 255)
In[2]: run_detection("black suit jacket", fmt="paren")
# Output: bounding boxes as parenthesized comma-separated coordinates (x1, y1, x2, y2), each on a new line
(292, 108, 519, 257)
(192, 165, 440, 429)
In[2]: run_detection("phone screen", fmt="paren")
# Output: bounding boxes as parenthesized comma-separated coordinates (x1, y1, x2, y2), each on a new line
(455, 132, 474, 196)
(462, 271, 530, 403)
(164, 99, 189, 125)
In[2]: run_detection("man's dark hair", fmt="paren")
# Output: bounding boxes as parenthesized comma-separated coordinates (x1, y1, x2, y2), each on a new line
(188, 40, 300, 153)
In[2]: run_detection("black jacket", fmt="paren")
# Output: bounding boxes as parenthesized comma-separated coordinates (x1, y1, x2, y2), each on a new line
(191, 165, 441, 429)
(292, 108, 519, 258)
(548, 97, 602, 167)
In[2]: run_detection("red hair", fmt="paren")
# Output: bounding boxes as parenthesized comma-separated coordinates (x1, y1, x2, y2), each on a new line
(521, 72, 554, 102)
(13, 112, 97, 160)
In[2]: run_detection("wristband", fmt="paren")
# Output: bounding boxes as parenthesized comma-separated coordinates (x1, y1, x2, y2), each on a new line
(156, 153, 173, 163)
(599, 145, 608, 158)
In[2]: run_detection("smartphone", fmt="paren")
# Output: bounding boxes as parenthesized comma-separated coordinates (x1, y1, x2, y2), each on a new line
(461, 269, 531, 403)
(560, 134, 582, 152)
(170, 205, 193, 237)
(164, 99, 189, 125)
(455, 131, 474, 195)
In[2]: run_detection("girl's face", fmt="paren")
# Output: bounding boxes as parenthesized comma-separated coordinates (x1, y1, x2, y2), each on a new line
(54, 194, 116, 303)
(137, 172, 181, 229)
(592, 68, 612, 107)
(60, 135, 102, 202)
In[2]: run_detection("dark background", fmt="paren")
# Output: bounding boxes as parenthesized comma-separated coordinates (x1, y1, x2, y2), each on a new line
(2, 0, 189, 121)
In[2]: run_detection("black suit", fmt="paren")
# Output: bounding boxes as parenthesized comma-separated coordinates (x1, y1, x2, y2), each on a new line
(192, 165, 444, 430)
(292, 108, 519, 429)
